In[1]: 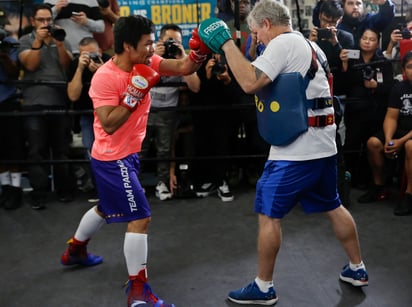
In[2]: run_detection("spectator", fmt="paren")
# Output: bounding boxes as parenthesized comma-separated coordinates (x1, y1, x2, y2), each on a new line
(383, 9, 412, 80)
(191, 53, 237, 202)
(309, 0, 355, 205)
(0, 8, 25, 210)
(93, 0, 119, 55)
(358, 51, 412, 216)
(140, 24, 200, 201)
(313, 0, 395, 48)
(44, 0, 105, 54)
(1, 1, 32, 39)
(67, 36, 110, 196)
(18, 4, 76, 209)
(340, 28, 394, 188)
(216, 0, 234, 21)
(226, 0, 251, 54)
(308, 0, 354, 96)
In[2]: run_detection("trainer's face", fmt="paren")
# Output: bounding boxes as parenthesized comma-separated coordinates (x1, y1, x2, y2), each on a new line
(344, 0, 364, 19)
(249, 19, 270, 46)
(130, 33, 155, 65)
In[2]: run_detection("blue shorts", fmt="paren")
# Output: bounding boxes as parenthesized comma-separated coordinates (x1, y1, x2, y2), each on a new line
(255, 156, 341, 218)
(91, 153, 150, 224)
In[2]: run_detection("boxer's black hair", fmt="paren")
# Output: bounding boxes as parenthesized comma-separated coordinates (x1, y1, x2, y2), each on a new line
(113, 15, 155, 54)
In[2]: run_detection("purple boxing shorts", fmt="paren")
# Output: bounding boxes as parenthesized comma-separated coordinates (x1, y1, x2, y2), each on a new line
(91, 153, 151, 223)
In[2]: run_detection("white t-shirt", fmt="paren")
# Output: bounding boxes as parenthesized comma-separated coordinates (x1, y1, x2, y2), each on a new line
(252, 31, 337, 161)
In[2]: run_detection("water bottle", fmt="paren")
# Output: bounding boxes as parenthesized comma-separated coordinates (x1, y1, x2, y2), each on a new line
(388, 140, 398, 159)
(344, 171, 351, 183)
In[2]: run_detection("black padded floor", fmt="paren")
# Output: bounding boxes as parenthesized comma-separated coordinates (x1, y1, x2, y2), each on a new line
(1, 186, 412, 307)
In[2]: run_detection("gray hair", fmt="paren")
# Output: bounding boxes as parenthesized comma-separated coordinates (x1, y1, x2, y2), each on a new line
(247, 0, 291, 28)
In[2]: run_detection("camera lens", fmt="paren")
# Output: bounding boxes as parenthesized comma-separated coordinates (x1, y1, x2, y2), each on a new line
(402, 29, 411, 39)
(47, 25, 66, 42)
(211, 54, 227, 76)
(89, 52, 100, 62)
(362, 66, 374, 81)
(163, 38, 181, 59)
(212, 63, 227, 76)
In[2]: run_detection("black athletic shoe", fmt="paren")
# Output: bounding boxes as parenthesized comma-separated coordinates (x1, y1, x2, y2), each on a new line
(357, 185, 389, 203)
(394, 193, 412, 216)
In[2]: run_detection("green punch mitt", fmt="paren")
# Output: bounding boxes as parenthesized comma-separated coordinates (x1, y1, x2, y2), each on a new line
(198, 17, 232, 54)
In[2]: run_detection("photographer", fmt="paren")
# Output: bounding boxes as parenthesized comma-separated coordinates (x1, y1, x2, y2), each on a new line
(309, 0, 354, 96)
(18, 4, 76, 209)
(340, 28, 394, 189)
(313, 0, 395, 49)
(140, 24, 200, 201)
(383, 9, 412, 80)
(0, 8, 25, 210)
(45, 0, 105, 54)
(67, 37, 110, 199)
(190, 53, 235, 202)
(93, 0, 119, 55)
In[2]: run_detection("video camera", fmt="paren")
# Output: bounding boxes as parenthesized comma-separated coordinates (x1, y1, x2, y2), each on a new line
(45, 25, 66, 42)
(0, 28, 19, 52)
(361, 65, 375, 81)
(163, 38, 181, 59)
(211, 54, 227, 76)
(352, 59, 388, 81)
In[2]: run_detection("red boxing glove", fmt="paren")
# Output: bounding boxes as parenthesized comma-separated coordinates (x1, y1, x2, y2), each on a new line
(120, 64, 160, 112)
(189, 28, 211, 64)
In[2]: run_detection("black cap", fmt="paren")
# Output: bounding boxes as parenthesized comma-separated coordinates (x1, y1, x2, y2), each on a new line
(0, 6, 10, 26)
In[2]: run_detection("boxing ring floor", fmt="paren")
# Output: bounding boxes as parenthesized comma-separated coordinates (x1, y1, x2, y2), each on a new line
(1, 186, 411, 307)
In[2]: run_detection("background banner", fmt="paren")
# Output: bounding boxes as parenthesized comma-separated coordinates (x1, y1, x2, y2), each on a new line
(118, 0, 215, 48)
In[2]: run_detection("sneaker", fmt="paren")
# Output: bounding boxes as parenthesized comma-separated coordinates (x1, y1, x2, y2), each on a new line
(61, 250, 103, 266)
(195, 182, 217, 197)
(228, 281, 278, 305)
(357, 185, 389, 203)
(58, 192, 75, 203)
(125, 279, 175, 307)
(28, 191, 47, 210)
(60, 238, 103, 266)
(87, 196, 100, 204)
(217, 181, 234, 202)
(394, 193, 412, 216)
(339, 264, 369, 286)
(79, 178, 95, 192)
(155, 181, 172, 201)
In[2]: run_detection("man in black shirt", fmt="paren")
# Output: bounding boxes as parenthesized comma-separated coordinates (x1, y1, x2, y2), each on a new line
(309, 0, 354, 96)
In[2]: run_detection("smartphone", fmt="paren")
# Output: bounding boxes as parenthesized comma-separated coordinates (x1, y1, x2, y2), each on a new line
(346, 49, 360, 59)
(72, 11, 81, 16)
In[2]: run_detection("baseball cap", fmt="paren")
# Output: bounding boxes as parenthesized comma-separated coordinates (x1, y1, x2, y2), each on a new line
(0, 6, 10, 26)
